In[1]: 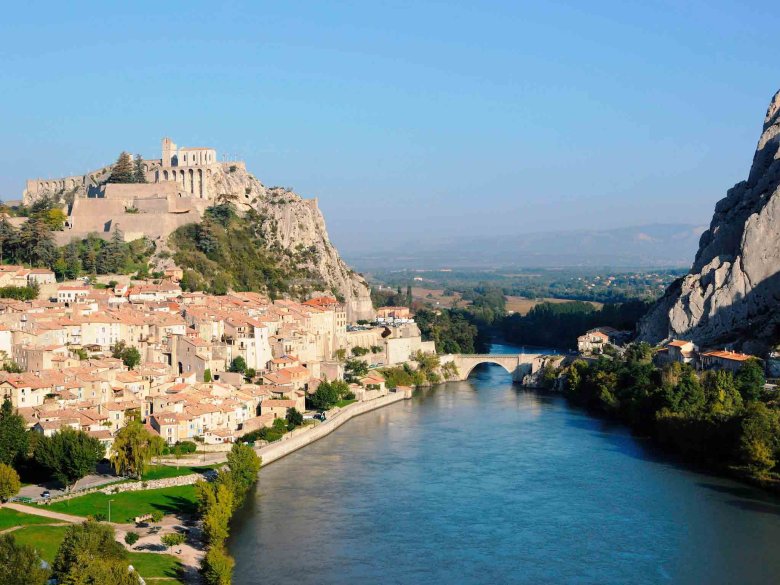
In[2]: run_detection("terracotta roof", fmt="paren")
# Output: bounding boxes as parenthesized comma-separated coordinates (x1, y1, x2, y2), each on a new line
(701, 350, 754, 362)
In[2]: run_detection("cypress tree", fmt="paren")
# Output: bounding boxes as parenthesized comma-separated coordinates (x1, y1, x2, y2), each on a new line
(108, 152, 134, 183)
(132, 154, 147, 183)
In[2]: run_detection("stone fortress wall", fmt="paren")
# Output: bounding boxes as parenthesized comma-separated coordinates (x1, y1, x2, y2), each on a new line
(26, 137, 231, 245)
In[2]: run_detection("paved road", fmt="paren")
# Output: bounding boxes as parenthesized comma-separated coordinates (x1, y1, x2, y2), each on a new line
(18, 461, 121, 500)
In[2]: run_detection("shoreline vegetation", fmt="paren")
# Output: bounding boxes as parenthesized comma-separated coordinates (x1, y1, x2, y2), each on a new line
(556, 345, 780, 494)
(402, 283, 779, 495)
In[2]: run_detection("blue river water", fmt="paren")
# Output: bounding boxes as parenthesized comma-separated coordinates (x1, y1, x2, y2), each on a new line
(229, 343, 780, 584)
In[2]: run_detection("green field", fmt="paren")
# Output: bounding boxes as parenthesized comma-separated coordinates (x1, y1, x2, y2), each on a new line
(11, 524, 68, 562)
(142, 463, 217, 481)
(128, 551, 183, 580)
(40, 485, 198, 523)
(0, 507, 54, 529)
(336, 398, 357, 408)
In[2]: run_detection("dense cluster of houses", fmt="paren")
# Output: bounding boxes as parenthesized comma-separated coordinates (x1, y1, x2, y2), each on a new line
(0, 280, 432, 453)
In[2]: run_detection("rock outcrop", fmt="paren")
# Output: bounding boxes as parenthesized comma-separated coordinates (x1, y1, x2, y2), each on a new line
(204, 164, 374, 321)
(638, 90, 780, 351)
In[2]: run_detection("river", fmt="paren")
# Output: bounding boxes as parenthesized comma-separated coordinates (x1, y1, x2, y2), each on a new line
(229, 343, 780, 584)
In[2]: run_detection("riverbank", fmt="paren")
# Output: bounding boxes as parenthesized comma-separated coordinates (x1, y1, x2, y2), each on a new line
(230, 363, 780, 585)
(258, 389, 411, 467)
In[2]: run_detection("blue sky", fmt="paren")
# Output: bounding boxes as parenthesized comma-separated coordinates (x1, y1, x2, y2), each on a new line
(0, 1, 776, 253)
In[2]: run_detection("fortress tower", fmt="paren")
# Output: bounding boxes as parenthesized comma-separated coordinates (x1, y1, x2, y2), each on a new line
(162, 137, 177, 166)
(152, 137, 218, 198)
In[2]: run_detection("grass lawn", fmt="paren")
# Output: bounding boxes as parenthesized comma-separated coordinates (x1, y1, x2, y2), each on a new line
(129, 551, 183, 579)
(142, 463, 217, 481)
(12, 526, 185, 584)
(40, 485, 198, 523)
(12, 525, 68, 562)
(0, 507, 54, 529)
(336, 398, 357, 408)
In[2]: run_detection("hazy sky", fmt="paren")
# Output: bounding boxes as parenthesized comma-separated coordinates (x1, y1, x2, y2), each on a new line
(0, 1, 776, 254)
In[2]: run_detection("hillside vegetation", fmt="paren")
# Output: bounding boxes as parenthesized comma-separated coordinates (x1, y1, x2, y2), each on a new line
(170, 203, 326, 298)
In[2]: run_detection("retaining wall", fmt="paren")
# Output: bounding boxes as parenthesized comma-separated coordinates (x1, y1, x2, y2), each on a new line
(257, 390, 410, 467)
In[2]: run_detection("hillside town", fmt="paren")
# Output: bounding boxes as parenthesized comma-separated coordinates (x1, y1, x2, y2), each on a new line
(0, 272, 434, 455)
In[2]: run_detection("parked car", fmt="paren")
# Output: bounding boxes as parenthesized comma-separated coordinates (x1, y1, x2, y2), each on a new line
(41, 490, 51, 499)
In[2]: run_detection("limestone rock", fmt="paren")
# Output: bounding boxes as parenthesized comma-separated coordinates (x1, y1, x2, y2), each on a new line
(205, 165, 374, 321)
(638, 89, 780, 350)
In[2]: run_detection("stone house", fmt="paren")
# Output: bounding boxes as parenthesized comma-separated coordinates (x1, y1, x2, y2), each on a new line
(665, 340, 697, 365)
(700, 350, 756, 373)
(577, 329, 610, 354)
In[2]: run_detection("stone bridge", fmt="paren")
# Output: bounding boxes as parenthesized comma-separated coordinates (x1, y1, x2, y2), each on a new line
(440, 353, 552, 383)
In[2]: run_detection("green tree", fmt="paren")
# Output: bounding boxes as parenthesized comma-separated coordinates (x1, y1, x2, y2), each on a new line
(225, 443, 261, 504)
(664, 366, 706, 416)
(196, 218, 220, 256)
(344, 358, 368, 383)
(229, 356, 247, 373)
(739, 402, 780, 474)
(0, 534, 49, 585)
(0, 399, 28, 466)
(735, 359, 765, 402)
(53, 520, 128, 580)
(197, 479, 235, 546)
(161, 532, 186, 549)
(149, 434, 166, 465)
(44, 208, 67, 231)
(108, 152, 134, 184)
(702, 370, 743, 416)
(0, 463, 21, 501)
(132, 154, 147, 183)
(286, 407, 304, 430)
(110, 419, 153, 479)
(121, 346, 141, 369)
(201, 545, 234, 585)
(0, 217, 17, 264)
(309, 380, 340, 410)
(17, 218, 57, 267)
(34, 428, 104, 491)
(204, 368, 213, 382)
(112, 341, 142, 369)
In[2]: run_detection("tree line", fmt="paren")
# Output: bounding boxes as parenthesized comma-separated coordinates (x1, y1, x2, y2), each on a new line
(499, 300, 650, 349)
(0, 210, 155, 283)
(563, 344, 779, 483)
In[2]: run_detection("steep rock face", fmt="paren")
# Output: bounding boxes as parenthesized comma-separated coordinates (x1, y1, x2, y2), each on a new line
(638, 90, 780, 350)
(206, 165, 374, 321)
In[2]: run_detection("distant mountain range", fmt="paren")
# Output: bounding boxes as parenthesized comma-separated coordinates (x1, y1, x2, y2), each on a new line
(345, 223, 706, 271)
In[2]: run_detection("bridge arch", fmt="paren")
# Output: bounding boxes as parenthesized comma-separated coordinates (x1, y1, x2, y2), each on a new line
(460, 358, 515, 379)
(443, 353, 544, 383)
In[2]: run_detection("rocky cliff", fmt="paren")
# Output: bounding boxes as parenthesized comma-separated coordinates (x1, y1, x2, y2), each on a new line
(638, 90, 780, 351)
(203, 164, 374, 321)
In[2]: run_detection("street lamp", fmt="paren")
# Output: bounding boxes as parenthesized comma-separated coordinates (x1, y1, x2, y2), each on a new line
(108, 499, 114, 523)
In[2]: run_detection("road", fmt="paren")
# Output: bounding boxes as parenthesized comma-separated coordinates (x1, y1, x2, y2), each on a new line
(18, 461, 122, 501)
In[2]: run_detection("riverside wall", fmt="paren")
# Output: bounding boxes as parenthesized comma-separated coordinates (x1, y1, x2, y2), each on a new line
(257, 389, 411, 467)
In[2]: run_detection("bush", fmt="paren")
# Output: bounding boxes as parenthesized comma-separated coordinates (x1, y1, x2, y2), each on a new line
(161, 532, 186, 548)
(124, 532, 140, 546)
(0, 285, 38, 300)
(150, 510, 164, 523)
(176, 441, 197, 454)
